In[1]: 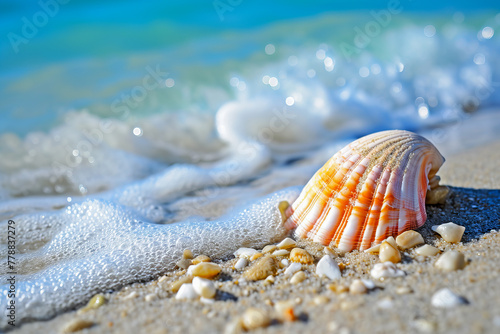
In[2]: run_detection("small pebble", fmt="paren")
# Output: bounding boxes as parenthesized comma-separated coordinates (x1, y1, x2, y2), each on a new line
(290, 271, 307, 284)
(376, 297, 394, 309)
(234, 248, 259, 259)
(192, 255, 211, 265)
(188, 262, 222, 278)
(243, 256, 279, 281)
(316, 255, 341, 280)
(371, 262, 405, 280)
(276, 237, 296, 250)
(183, 249, 193, 259)
(361, 279, 376, 290)
(364, 243, 381, 254)
(241, 308, 270, 330)
(432, 222, 465, 243)
(273, 249, 290, 257)
(349, 279, 367, 294)
(284, 262, 302, 276)
(262, 245, 277, 254)
(379, 241, 401, 263)
(234, 258, 249, 271)
(176, 258, 192, 269)
(171, 275, 193, 293)
(426, 185, 450, 204)
(79, 294, 106, 313)
(62, 319, 94, 333)
(289, 248, 314, 264)
(275, 301, 296, 321)
(396, 286, 413, 295)
(144, 293, 156, 302)
(435, 250, 465, 271)
(250, 252, 263, 261)
(415, 244, 440, 257)
(431, 288, 468, 308)
(281, 259, 290, 267)
(265, 275, 275, 284)
(328, 283, 349, 293)
(175, 283, 198, 300)
(192, 277, 216, 299)
(313, 295, 329, 305)
(123, 291, 138, 300)
(396, 230, 424, 250)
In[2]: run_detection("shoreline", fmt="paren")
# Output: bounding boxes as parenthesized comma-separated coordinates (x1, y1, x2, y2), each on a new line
(10, 137, 500, 334)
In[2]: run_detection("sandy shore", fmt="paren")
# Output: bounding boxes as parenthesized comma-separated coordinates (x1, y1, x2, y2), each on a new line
(11, 138, 500, 334)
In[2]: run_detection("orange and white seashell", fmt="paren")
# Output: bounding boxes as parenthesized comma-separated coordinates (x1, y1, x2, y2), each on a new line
(284, 130, 445, 251)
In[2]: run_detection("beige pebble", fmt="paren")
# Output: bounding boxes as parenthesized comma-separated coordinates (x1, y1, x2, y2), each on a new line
(432, 223, 465, 243)
(328, 283, 349, 294)
(250, 252, 263, 261)
(396, 286, 413, 295)
(241, 308, 270, 330)
(234, 257, 249, 271)
(192, 277, 216, 299)
(349, 279, 367, 294)
(385, 236, 397, 248)
(176, 258, 192, 269)
(192, 255, 211, 264)
(272, 249, 290, 257)
(122, 291, 138, 300)
(158, 275, 168, 283)
(379, 241, 401, 263)
(435, 250, 465, 271)
(243, 256, 279, 281)
(62, 318, 94, 333)
(396, 230, 424, 250)
(313, 295, 329, 305)
(79, 294, 106, 313)
(415, 244, 440, 257)
(183, 249, 193, 259)
(364, 243, 381, 254)
(290, 271, 307, 284)
(171, 275, 193, 293)
(274, 301, 297, 322)
(189, 262, 221, 279)
(290, 248, 314, 264)
(277, 237, 296, 250)
(265, 275, 275, 284)
(262, 245, 277, 254)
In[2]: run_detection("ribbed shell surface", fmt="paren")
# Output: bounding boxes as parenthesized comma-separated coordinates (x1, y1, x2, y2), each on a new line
(284, 130, 445, 251)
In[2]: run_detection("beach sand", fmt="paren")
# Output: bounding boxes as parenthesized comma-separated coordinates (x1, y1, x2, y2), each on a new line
(12, 139, 500, 334)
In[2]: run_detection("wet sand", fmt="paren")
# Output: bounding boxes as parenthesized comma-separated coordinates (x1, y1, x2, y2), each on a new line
(11, 139, 500, 334)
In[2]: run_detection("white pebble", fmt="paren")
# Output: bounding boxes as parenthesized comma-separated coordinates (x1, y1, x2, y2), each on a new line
(370, 262, 405, 280)
(435, 250, 465, 271)
(415, 244, 440, 257)
(276, 237, 296, 249)
(192, 277, 216, 299)
(281, 259, 290, 266)
(361, 279, 376, 290)
(376, 298, 394, 309)
(431, 288, 468, 308)
(316, 255, 341, 280)
(432, 223, 465, 243)
(349, 279, 367, 294)
(234, 258, 249, 270)
(284, 262, 302, 276)
(175, 283, 198, 300)
(234, 247, 259, 259)
(273, 249, 290, 257)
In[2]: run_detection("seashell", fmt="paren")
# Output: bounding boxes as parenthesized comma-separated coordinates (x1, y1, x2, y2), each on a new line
(285, 130, 445, 251)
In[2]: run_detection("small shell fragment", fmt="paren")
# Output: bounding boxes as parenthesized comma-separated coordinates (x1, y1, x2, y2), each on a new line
(171, 275, 193, 293)
(371, 262, 405, 280)
(431, 288, 468, 308)
(435, 250, 465, 271)
(62, 319, 94, 333)
(289, 248, 314, 264)
(241, 308, 271, 330)
(234, 248, 259, 259)
(273, 249, 290, 257)
(316, 255, 341, 280)
(277, 237, 296, 250)
(175, 283, 198, 300)
(379, 241, 401, 263)
(432, 223, 465, 243)
(192, 277, 216, 299)
(234, 258, 249, 271)
(243, 256, 279, 281)
(284, 262, 302, 276)
(192, 255, 211, 264)
(415, 244, 440, 257)
(188, 262, 221, 278)
(349, 279, 367, 294)
(290, 271, 307, 284)
(396, 230, 424, 250)
(262, 245, 277, 254)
